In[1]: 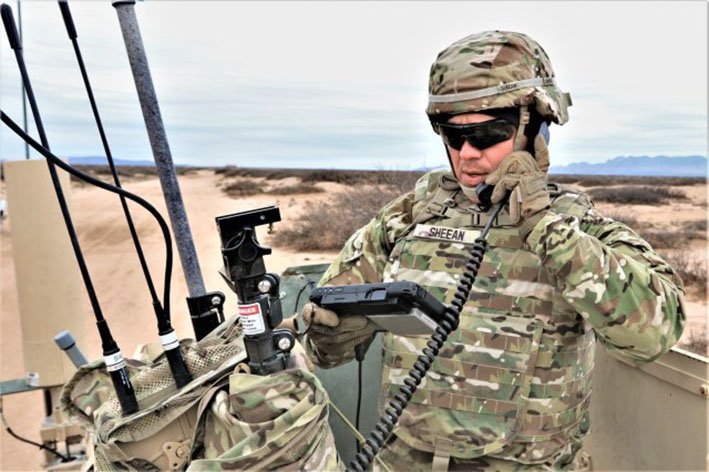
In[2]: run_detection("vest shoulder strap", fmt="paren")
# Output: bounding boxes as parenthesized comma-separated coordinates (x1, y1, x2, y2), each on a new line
(408, 177, 593, 232)
(410, 170, 460, 227)
(548, 183, 594, 220)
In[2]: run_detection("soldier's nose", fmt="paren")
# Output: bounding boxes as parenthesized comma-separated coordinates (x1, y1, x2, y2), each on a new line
(459, 140, 483, 159)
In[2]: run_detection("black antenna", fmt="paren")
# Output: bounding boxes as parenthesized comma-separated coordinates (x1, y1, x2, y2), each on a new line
(57, 0, 191, 388)
(16, 0, 28, 159)
(1, 3, 138, 415)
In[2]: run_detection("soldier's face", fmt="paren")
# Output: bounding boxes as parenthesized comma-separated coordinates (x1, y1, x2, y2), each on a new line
(446, 113, 522, 187)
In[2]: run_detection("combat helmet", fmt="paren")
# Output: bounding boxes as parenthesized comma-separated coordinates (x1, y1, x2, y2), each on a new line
(427, 30, 572, 152)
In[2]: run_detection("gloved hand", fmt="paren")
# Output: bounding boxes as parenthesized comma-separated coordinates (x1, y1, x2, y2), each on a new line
(485, 134, 551, 240)
(301, 302, 376, 363)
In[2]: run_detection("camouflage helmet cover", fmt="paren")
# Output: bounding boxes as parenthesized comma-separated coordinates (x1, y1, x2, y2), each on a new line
(427, 31, 571, 125)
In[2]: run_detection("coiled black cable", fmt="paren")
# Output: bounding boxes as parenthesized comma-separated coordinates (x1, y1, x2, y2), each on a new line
(347, 202, 504, 472)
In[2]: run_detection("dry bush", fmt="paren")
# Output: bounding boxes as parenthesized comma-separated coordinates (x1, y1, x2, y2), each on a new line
(661, 251, 708, 297)
(273, 188, 395, 250)
(274, 172, 419, 251)
(301, 169, 424, 186)
(684, 219, 707, 240)
(550, 174, 706, 187)
(215, 166, 288, 179)
(603, 211, 704, 249)
(214, 167, 426, 186)
(639, 229, 688, 249)
(550, 175, 609, 187)
(222, 179, 262, 197)
(266, 183, 324, 195)
(214, 166, 242, 178)
(602, 210, 640, 227)
(679, 330, 708, 357)
(589, 186, 687, 205)
(71, 164, 157, 186)
(175, 166, 208, 175)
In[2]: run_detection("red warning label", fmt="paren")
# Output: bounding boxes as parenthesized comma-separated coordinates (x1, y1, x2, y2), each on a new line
(238, 302, 265, 335)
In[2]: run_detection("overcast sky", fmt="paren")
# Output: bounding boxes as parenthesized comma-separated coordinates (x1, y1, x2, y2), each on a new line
(1, 1, 706, 170)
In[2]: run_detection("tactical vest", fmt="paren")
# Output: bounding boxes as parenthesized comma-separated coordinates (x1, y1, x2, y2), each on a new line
(380, 172, 595, 464)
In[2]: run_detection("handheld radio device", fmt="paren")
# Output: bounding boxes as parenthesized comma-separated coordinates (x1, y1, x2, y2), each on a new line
(309, 282, 446, 336)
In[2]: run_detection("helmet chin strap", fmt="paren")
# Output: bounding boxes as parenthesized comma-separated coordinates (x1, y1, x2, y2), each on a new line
(513, 105, 530, 152)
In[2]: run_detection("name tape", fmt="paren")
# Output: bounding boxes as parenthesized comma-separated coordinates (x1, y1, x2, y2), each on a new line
(413, 224, 480, 244)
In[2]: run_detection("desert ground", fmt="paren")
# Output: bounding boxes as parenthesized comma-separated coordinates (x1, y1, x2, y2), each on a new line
(1, 168, 706, 470)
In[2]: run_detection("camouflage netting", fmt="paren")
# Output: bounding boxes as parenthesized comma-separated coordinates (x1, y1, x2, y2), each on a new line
(60, 315, 339, 471)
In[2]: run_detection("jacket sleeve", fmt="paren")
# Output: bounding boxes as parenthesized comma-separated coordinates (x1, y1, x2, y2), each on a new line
(526, 206, 686, 365)
(305, 190, 416, 367)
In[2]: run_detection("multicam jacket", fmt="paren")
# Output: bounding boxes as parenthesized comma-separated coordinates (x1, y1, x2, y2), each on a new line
(307, 169, 685, 468)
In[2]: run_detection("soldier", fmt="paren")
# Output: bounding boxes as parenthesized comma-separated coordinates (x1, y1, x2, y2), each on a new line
(302, 31, 686, 470)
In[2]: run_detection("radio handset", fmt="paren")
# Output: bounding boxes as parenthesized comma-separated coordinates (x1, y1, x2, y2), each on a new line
(475, 182, 495, 211)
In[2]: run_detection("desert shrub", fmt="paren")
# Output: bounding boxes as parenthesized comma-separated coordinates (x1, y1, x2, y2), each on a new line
(213, 167, 426, 189)
(266, 183, 325, 195)
(684, 219, 707, 240)
(300, 169, 424, 186)
(549, 174, 706, 187)
(222, 179, 262, 197)
(589, 186, 687, 205)
(660, 251, 708, 297)
(638, 229, 687, 249)
(550, 175, 609, 187)
(175, 166, 205, 175)
(273, 178, 416, 250)
(679, 330, 708, 357)
(301, 169, 374, 185)
(214, 166, 241, 177)
(374, 170, 424, 189)
(602, 210, 640, 227)
(71, 164, 156, 186)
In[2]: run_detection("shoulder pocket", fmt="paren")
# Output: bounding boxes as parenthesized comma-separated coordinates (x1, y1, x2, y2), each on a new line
(342, 227, 365, 263)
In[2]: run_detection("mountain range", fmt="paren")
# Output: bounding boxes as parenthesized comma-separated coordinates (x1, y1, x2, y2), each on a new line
(59, 155, 709, 177)
(68, 156, 156, 167)
(548, 155, 706, 177)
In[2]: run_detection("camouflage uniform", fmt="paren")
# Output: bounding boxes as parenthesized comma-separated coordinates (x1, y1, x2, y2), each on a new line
(306, 31, 686, 471)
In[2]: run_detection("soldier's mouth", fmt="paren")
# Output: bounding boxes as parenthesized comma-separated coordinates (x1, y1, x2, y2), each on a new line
(460, 173, 486, 186)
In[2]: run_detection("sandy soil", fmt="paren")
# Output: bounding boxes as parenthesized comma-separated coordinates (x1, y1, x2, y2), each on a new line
(0, 170, 334, 470)
(1, 170, 706, 470)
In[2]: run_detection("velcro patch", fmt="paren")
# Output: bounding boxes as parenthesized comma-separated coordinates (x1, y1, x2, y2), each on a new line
(413, 224, 480, 244)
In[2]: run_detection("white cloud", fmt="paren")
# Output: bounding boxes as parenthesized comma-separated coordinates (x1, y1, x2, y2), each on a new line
(1, 1, 706, 168)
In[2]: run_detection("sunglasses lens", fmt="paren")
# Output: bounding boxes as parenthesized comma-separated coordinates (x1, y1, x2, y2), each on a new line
(439, 120, 515, 151)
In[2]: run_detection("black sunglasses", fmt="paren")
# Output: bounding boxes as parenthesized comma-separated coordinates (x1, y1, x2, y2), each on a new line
(436, 119, 516, 151)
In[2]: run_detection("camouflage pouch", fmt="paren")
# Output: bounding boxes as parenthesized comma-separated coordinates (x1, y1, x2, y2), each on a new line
(60, 315, 247, 471)
(188, 344, 340, 471)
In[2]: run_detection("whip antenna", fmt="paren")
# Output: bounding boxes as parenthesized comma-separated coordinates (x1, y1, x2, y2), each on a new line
(15, 0, 28, 159)
(1, 3, 138, 415)
(112, 0, 224, 341)
(57, 0, 191, 388)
